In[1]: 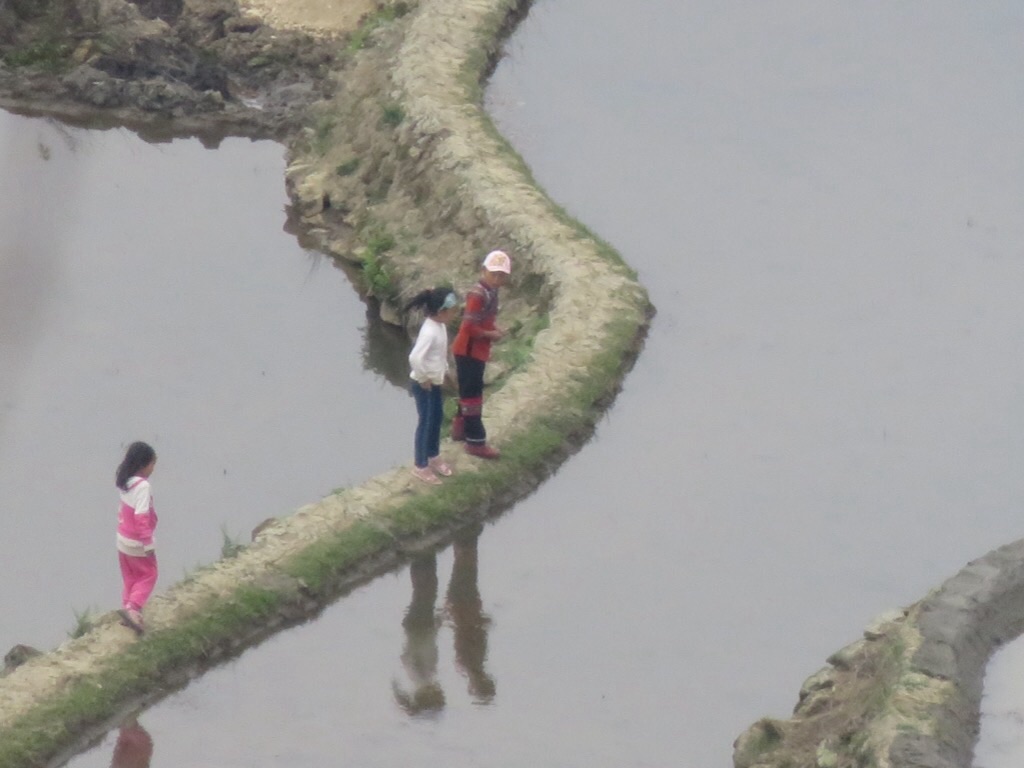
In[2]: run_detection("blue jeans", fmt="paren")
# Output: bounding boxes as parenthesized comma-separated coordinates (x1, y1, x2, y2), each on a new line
(411, 381, 443, 468)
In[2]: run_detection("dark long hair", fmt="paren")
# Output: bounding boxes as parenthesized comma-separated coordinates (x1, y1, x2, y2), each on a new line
(116, 441, 156, 490)
(404, 286, 457, 317)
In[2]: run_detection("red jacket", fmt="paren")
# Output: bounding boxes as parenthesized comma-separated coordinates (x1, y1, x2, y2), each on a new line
(452, 280, 500, 362)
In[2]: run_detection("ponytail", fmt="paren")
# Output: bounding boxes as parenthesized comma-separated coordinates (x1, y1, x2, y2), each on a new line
(404, 286, 457, 316)
(116, 441, 156, 490)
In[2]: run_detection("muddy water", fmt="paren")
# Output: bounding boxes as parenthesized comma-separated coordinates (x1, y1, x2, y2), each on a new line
(62, 1, 1024, 767)
(0, 110, 412, 653)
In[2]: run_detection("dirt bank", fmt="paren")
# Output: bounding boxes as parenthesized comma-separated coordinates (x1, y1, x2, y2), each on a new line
(238, 0, 376, 35)
(0, 0, 352, 138)
(0, 0, 652, 764)
(735, 536, 1024, 768)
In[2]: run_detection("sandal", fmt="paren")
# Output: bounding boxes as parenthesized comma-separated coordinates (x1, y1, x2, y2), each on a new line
(411, 466, 442, 485)
(428, 457, 453, 476)
(118, 609, 145, 636)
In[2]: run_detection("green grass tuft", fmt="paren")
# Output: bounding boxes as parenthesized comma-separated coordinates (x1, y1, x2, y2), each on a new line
(380, 103, 405, 128)
(220, 525, 246, 559)
(67, 607, 96, 640)
(336, 157, 361, 176)
(346, 3, 411, 52)
(359, 224, 399, 300)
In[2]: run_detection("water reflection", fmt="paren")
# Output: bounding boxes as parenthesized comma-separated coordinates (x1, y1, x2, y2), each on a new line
(108, 720, 152, 768)
(393, 524, 495, 715)
(446, 525, 496, 703)
(977, 637, 1024, 767)
(5, 104, 237, 149)
(0, 115, 84, 444)
(361, 301, 413, 387)
(393, 552, 445, 714)
(282, 209, 412, 387)
(0, 109, 416, 650)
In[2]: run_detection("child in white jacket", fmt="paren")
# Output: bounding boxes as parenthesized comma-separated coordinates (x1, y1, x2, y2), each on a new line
(406, 287, 459, 484)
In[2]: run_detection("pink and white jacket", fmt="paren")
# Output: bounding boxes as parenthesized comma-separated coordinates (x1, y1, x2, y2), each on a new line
(116, 476, 157, 557)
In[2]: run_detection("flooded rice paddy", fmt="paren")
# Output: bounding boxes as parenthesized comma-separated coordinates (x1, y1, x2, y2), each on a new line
(11, 0, 1024, 765)
(0, 110, 411, 654)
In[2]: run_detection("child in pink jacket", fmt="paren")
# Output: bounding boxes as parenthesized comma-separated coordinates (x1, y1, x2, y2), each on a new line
(115, 441, 158, 635)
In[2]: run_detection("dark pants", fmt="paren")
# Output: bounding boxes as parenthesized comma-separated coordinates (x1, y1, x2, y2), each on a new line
(411, 381, 443, 467)
(455, 355, 487, 445)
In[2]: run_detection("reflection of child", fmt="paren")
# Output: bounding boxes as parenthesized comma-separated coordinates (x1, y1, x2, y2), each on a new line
(115, 442, 158, 635)
(392, 553, 446, 715)
(110, 719, 153, 768)
(451, 250, 510, 459)
(392, 526, 496, 718)
(446, 525, 495, 702)
(406, 287, 459, 485)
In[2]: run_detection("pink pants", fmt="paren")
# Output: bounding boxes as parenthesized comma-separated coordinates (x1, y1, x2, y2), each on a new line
(119, 552, 158, 612)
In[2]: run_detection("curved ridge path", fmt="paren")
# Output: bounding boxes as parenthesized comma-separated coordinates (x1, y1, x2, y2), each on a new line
(0, 0, 652, 764)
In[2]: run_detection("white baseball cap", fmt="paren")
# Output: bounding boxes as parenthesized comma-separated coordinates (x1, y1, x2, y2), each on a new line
(482, 250, 511, 274)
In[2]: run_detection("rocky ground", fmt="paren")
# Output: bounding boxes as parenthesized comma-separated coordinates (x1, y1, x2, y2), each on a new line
(0, 0, 364, 136)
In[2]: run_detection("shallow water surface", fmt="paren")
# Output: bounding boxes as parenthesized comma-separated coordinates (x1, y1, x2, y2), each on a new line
(976, 639, 1024, 767)
(0, 110, 411, 652)
(62, 0, 1024, 766)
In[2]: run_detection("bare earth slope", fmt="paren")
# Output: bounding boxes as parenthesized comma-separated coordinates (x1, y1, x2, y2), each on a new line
(238, 0, 376, 34)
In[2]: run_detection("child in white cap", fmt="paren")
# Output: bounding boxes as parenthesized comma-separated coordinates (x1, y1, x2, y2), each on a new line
(450, 250, 510, 459)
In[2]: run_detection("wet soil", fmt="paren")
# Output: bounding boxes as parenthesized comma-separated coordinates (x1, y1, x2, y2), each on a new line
(0, 0, 359, 137)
